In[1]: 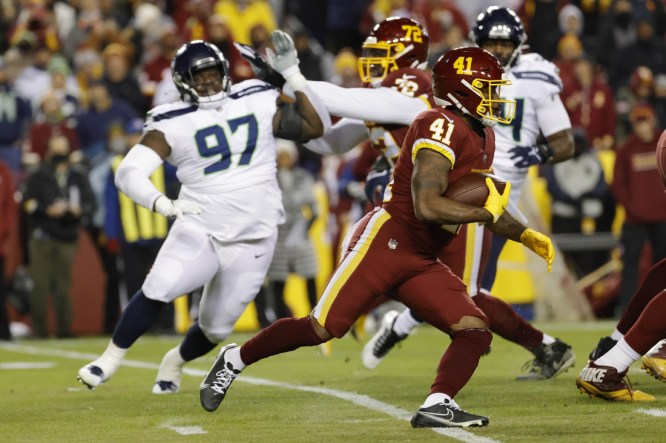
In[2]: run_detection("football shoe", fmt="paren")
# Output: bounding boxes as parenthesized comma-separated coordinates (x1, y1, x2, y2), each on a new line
(152, 347, 184, 394)
(411, 398, 489, 428)
(361, 310, 406, 369)
(516, 339, 575, 381)
(576, 361, 655, 401)
(588, 336, 618, 361)
(77, 360, 118, 390)
(641, 339, 666, 383)
(200, 343, 242, 412)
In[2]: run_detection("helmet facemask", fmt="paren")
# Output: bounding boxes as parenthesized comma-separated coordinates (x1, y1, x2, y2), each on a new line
(358, 39, 417, 85)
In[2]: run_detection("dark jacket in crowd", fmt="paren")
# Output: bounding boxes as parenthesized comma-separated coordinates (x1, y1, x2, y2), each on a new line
(22, 161, 95, 242)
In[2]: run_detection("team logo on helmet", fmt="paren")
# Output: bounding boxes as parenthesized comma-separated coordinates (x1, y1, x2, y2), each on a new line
(358, 17, 429, 85)
(431, 46, 515, 127)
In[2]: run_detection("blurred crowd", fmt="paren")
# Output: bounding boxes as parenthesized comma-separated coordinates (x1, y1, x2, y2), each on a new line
(1, 0, 665, 338)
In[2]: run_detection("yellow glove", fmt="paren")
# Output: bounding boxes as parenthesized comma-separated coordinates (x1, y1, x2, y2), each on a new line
(520, 228, 555, 272)
(483, 178, 511, 223)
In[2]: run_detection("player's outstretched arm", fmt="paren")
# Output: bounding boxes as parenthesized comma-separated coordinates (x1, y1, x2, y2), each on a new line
(268, 30, 330, 141)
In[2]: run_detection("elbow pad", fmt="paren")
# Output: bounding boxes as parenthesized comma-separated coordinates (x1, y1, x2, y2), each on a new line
(115, 144, 165, 210)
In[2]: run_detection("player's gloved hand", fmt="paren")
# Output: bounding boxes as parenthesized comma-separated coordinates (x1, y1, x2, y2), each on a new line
(483, 177, 511, 223)
(234, 42, 286, 90)
(520, 228, 555, 272)
(267, 30, 306, 90)
(508, 144, 553, 168)
(154, 195, 205, 220)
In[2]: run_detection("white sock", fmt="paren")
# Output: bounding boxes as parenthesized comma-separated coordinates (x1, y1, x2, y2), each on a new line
(595, 338, 641, 373)
(155, 346, 186, 381)
(225, 346, 246, 371)
(542, 334, 556, 345)
(392, 310, 421, 337)
(610, 329, 624, 341)
(422, 393, 460, 409)
(95, 341, 127, 375)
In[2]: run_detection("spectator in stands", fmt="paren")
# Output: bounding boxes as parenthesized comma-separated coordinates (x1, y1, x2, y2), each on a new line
(594, 0, 636, 71)
(22, 134, 95, 338)
(541, 128, 613, 277)
(205, 14, 253, 82)
(0, 160, 16, 340)
(330, 48, 361, 88)
(553, 33, 584, 92)
(0, 54, 32, 178)
(610, 16, 666, 92)
(562, 54, 616, 150)
(293, 30, 324, 82)
(28, 92, 80, 161)
(214, 0, 277, 45)
(181, 0, 216, 42)
(612, 103, 666, 316)
(76, 79, 138, 162)
(266, 139, 319, 319)
(47, 55, 80, 118)
(614, 66, 665, 144)
(101, 43, 148, 116)
(140, 28, 180, 102)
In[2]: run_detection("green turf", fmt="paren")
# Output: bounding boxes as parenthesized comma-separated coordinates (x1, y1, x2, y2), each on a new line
(1, 322, 664, 442)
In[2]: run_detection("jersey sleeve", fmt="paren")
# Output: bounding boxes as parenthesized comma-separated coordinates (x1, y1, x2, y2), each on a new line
(307, 80, 429, 125)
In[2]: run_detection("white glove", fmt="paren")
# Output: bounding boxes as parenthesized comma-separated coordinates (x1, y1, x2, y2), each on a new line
(154, 196, 205, 220)
(266, 30, 306, 90)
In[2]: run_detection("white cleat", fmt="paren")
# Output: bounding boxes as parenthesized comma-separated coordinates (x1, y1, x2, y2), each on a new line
(152, 347, 184, 394)
(361, 310, 405, 369)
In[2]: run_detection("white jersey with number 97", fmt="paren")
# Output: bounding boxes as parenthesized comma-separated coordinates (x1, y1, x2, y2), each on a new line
(145, 79, 285, 242)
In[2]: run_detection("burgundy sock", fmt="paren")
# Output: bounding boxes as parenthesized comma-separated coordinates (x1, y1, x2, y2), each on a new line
(430, 328, 492, 397)
(624, 291, 666, 355)
(617, 259, 666, 334)
(473, 292, 543, 351)
(240, 316, 324, 366)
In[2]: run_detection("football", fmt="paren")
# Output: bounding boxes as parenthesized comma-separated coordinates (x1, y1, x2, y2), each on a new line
(444, 172, 507, 207)
(657, 129, 666, 190)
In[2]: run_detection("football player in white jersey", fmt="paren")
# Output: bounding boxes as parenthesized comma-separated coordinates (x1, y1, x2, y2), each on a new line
(77, 35, 330, 392)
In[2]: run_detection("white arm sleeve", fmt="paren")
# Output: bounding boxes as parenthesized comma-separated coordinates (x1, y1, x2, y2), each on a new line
(114, 144, 166, 210)
(304, 118, 369, 156)
(305, 81, 429, 125)
(536, 94, 571, 137)
(295, 82, 332, 133)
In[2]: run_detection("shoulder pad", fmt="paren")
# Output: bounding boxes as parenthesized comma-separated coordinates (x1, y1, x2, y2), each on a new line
(146, 102, 197, 124)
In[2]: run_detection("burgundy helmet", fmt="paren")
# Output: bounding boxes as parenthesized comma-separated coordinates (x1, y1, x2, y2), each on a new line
(358, 17, 429, 84)
(432, 46, 515, 126)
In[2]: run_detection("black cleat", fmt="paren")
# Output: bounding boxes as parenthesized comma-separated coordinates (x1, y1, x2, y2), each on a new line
(588, 336, 618, 361)
(200, 344, 241, 412)
(517, 339, 575, 381)
(411, 399, 489, 428)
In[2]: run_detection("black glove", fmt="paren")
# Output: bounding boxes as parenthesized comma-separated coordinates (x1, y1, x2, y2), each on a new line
(234, 42, 286, 90)
(508, 144, 553, 168)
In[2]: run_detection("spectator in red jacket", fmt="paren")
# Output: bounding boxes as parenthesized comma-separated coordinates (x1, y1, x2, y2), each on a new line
(611, 103, 666, 316)
(0, 160, 17, 340)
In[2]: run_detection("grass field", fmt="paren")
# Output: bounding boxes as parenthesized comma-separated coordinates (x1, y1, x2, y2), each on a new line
(1, 320, 665, 442)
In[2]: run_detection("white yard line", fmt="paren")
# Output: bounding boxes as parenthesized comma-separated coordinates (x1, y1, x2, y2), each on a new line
(635, 408, 666, 417)
(1, 342, 501, 443)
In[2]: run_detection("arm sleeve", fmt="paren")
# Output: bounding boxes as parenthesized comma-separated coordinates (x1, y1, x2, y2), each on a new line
(304, 118, 369, 155)
(535, 93, 572, 138)
(300, 81, 429, 125)
(114, 144, 165, 210)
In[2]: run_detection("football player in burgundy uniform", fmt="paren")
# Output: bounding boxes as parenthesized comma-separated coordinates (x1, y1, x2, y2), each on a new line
(576, 128, 666, 401)
(199, 46, 555, 428)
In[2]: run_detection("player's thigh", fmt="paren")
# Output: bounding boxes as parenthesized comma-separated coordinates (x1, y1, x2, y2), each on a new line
(142, 222, 219, 302)
(199, 232, 277, 340)
(396, 266, 488, 333)
(313, 209, 411, 337)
